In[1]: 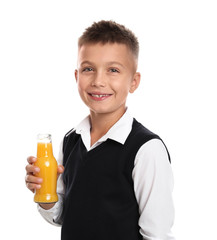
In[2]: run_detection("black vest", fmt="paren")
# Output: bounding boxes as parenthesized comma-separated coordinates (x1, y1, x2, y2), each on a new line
(61, 119, 170, 240)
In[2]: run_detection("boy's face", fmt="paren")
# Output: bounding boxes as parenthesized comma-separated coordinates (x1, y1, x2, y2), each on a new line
(75, 43, 140, 116)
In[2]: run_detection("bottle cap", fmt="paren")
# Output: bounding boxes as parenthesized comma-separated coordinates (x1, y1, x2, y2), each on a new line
(37, 134, 52, 143)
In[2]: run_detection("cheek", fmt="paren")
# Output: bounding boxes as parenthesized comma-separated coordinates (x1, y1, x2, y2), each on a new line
(77, 76, 86, 90)
(113, 84, 130, 99)
(77, 79, 87, 100)
(113, 76, 132, 94)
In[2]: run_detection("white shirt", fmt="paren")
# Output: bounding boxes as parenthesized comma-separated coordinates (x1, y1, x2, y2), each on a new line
(38, 109, 175, 240)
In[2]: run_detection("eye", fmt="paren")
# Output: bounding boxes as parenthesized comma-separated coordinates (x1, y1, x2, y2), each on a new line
(109, 68, 119, 73)
(82, 67, 93, 72)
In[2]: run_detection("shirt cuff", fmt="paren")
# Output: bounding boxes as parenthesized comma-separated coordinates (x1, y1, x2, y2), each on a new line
(37, 194, 64, 226)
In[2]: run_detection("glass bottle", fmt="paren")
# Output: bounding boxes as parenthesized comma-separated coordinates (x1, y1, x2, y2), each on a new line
(34, 134, 58, 203)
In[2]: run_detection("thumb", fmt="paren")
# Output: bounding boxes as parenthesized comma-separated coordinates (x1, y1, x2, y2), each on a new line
(57, 165, 64, 178)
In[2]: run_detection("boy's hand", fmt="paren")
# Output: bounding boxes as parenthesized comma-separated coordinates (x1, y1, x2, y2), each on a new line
(25, 156, 64, 193)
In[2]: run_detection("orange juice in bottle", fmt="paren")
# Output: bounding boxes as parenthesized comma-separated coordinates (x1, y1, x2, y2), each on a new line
(34, 134, 58, 203)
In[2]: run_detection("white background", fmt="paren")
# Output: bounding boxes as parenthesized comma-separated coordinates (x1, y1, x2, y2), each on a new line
(0, 0, 216, 239)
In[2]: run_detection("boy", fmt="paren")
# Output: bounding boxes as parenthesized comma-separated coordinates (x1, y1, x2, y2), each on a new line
(25, 20, 175, 240)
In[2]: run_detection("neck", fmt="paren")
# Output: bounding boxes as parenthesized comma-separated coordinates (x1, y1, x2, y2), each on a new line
(89, 107, 127, 146)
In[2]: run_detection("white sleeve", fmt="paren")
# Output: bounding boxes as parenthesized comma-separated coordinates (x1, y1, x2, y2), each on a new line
(37, 140, 65, 226)
(132, 139, 175, 240)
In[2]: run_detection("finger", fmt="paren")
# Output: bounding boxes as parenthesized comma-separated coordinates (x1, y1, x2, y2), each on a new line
(25, 175, 42, 193)
(57, 165, 64, 179)
(57, 165, 64, 174)
(27, 156, 37, 164)
(26, 182, 41, 192)
(25, 175, 43, 184)
(26, 164, 40, 174)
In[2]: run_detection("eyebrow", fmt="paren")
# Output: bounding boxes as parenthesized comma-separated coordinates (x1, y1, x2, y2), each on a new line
(106, 61, 125, 68)
(80, 61, 125, 69)
(80, 61, 93, 66)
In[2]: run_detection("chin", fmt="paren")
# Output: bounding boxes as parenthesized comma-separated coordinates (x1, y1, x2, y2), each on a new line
(90, 108, 110, 115)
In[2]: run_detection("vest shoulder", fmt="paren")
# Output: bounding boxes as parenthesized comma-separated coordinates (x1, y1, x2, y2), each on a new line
(63, 128, 79, 152)
(132, 119, 171, 163)
(132, 118, 160, 139)
(124, 118, 160, 156)
(65, 128, 76, 137)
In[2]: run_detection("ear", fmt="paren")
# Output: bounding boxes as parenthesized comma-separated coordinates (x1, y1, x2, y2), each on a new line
(75, 69, 78, 82)
(129, 72, 141, 93)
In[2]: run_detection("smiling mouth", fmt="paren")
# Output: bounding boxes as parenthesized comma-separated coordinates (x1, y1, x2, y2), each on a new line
(88, 93, 112, 101)
(91, 94, 110, 97)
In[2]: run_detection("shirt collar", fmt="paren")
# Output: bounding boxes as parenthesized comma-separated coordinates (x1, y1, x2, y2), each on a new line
(75, 108, 133, 145)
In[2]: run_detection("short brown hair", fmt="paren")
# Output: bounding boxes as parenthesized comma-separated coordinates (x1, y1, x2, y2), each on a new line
(78, 20, 139, 59)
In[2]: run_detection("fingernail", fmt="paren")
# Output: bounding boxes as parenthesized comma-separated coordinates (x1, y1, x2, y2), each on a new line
(35, 167, 40, 172)
(36, 185, 41, 189)
(37, 178, 43, 183)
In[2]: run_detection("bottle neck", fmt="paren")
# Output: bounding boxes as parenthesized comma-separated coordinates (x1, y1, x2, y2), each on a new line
(37, 142, 54, 158)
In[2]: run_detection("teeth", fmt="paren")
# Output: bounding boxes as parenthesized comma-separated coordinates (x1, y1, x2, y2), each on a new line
(91, 94, 109, 98)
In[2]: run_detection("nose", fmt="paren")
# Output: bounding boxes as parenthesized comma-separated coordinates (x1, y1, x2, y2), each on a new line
(91, 71, 106, 87)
